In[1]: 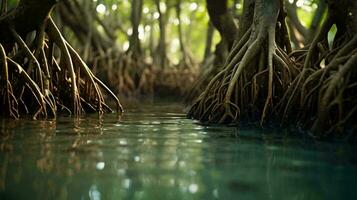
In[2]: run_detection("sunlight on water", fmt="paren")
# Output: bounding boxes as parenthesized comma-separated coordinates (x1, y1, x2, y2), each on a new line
(0, 102, 357, 200)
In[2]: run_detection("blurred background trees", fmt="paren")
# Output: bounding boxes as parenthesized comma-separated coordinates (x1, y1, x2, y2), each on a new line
(51, 0, 330, 98)
(3, 0, 329, 97)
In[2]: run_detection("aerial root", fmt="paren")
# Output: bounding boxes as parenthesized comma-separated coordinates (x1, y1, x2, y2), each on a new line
(47, 18, 82, 115)
(0, 44, 18, 118)
(0, 17, 123, 118)
(276, 27, 357, 136)
(260, 25, 277, 125)
(188, 22, 297, 126)
(311, 52, 357, 135)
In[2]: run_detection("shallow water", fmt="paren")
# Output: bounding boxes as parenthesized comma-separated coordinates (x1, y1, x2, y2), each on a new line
(0, 101, 357, 200)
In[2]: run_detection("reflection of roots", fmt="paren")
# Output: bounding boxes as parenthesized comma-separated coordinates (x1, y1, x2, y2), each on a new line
(188, 1, 298, 125)
(0, 18, 123, 119)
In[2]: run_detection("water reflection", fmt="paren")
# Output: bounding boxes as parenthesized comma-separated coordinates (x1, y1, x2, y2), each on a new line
(0, 102, 357, 199)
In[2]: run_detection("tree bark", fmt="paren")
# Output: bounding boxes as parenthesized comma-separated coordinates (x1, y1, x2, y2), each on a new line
(308, 0, 327, 42)
(175, 0, 192, 66)
(0, 0, 57, 48)
(203, 21, 214, 62)
(238, 0, 254, 37)
(58, 0, 113, 54)
(206, 0, 238, 50)
(154, 0, 169, 69)
(129, 0, 143, 57)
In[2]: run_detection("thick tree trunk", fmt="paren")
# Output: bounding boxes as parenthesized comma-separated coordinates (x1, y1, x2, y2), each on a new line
(206, 0, 238, 50)
(154, 0, 169, 69)
(0, 0, 56, 48)
(286, 1, 309, 43)
(308, 0, 327, 42)
(238, 0, 254, 37)
(184, 0, 236, 104)
(203, 22, 214, 62)
(149, 12, 156, 61)
(129, 0, 143, 58)
(58, 0, 114, 54)
(1, 0, 7, 14)
(175, 0, 187, 65)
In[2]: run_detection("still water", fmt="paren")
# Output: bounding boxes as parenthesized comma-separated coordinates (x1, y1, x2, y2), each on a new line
(0, 101, 357, 200)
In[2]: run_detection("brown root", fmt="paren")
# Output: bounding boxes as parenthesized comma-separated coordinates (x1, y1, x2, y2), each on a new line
(188, 0, 298, 126)
(0, 13, 123, 118)
(276, 0, 357, 138)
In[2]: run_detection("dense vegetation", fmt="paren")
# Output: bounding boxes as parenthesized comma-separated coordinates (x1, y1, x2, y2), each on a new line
(0, 0, 356, 139)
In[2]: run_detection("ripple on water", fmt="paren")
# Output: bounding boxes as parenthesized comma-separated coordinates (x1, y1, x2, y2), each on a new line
(1, 103, 357, 200)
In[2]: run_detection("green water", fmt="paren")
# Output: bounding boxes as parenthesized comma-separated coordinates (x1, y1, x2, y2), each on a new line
(0, 101, 356, 200)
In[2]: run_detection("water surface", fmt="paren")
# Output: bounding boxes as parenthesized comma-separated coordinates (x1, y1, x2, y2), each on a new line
(1, 101, 356, 200)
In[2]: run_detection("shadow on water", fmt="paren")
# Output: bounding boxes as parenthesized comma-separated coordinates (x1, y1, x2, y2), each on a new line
(1, 101, 357, 200)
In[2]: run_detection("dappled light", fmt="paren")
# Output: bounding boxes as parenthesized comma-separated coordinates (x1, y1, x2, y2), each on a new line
(0, 0, 357, 199)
